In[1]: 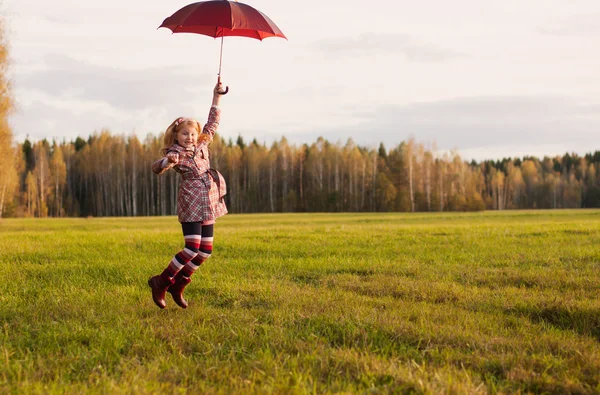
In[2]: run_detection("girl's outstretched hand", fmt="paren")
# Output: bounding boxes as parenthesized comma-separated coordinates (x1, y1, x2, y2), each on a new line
(166, 152, 179, 164)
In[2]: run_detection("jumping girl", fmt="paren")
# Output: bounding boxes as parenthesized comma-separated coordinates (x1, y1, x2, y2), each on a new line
(148, 80, 228, 309)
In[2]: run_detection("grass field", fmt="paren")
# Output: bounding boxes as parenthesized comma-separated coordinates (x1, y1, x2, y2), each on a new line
(1, 210, 599, 394)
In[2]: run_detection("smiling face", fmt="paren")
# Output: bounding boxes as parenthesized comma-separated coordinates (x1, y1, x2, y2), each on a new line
(176, 122, 199, 149)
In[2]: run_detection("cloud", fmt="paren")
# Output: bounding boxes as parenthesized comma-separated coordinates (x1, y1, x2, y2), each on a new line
(10, 96, 185, 143)
(41, 13, 79, 25)
(313, 33, 463, 62)
(273, 95, 600, 160)
(539, 12, 600, 36)
(10, 52, 224, 142)
(15, 54, 214, 111)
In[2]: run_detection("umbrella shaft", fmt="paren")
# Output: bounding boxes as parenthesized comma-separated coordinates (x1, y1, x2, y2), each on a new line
(218, 36, 224, 77)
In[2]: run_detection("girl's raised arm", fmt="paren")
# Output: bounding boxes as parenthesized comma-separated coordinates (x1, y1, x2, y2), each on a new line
(201, 81, 227, 141)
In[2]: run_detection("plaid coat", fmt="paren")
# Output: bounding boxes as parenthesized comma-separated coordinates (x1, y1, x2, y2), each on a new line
(152, 106, 228, 223)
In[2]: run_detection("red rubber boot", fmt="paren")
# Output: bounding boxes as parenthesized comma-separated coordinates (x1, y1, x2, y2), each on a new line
(148, 274, 174, 309)
(168, 274, 192, 309)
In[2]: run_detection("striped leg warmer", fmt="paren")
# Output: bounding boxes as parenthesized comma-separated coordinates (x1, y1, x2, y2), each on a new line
(181, 224, 214, 278)
(159, 233, 200, 281)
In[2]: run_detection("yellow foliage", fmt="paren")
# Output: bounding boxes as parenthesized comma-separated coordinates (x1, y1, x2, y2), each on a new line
(0, 16, 15, 217)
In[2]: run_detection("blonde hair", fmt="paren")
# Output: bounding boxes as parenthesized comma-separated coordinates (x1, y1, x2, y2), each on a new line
(161, 117, 205, 155)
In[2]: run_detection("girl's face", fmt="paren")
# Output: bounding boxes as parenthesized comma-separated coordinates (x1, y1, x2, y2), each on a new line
(176, 126, 198, 148)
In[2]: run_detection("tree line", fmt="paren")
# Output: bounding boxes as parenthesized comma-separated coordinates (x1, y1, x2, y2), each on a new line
(1, 132, 599, 218)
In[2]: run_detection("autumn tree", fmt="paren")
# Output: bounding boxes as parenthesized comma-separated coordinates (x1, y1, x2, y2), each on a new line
(0, 16, 15, 218)
(49, 142, 67, 216)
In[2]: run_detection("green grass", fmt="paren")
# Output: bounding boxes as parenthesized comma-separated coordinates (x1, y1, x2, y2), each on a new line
(1, 210, 600, 394)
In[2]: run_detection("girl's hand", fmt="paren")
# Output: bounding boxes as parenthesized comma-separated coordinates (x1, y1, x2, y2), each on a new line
(214, 81, 226, 95)
(166, 152, 179, 164)
(212, 80, 226, 106)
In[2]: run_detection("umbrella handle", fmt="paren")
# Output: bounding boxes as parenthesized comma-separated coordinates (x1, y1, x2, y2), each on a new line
(217, 76, 229, 95)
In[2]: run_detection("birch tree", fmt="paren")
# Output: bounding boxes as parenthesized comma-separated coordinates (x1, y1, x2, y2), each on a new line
(33, 141, 51, 217)
(49, 143, 67, 217)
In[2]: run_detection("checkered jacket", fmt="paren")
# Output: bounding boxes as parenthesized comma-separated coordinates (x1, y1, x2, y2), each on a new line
(152, 106, 228, 223)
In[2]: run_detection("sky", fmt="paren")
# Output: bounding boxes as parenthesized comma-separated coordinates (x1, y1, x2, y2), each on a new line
(5, 0, 600, 160)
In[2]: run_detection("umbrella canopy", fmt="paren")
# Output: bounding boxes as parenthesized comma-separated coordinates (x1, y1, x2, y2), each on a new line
(159, 0, 287, 41)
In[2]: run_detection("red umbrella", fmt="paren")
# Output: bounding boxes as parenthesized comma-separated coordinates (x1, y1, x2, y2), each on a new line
(159, 0, 286, 94)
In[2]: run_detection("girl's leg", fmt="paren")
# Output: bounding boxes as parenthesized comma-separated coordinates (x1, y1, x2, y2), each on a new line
(169, 224, 214, 309)
(148, 222, 201, 309)
(160, 222, 202, 280)
(180, 224, 214, 278)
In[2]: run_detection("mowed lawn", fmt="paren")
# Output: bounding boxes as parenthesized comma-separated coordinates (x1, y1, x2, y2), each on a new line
(1, 211, 599, 394)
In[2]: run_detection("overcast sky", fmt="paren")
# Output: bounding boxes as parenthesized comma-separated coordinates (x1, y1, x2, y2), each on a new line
(5, 0, 600, 160)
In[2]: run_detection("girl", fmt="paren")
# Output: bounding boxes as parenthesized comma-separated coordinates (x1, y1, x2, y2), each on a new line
(148, 80, 228, 309)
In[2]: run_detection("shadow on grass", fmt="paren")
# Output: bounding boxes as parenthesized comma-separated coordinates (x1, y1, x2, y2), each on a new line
(561, 229, 595, 236)
(290, 273, 322, 286)
(194, 287, 275, 310)
(330, 268, 376, 277)
(289, 268, 375, 287)
(509, 377, 590, 395)
(510, 304, 600, 341)
(288, 315, 426, 360)
(470, 275, 540, 290)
